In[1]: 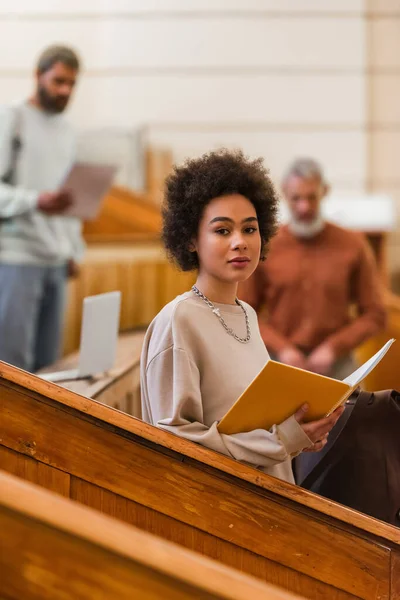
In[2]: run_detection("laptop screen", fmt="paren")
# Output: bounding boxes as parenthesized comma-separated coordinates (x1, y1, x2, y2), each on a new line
(78, 291, 121, 377)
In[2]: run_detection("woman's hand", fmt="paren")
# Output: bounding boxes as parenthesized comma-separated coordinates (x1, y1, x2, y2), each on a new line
(294, 404, 345, 452)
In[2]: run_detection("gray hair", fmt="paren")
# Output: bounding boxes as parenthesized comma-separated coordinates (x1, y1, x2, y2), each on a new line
(37, 45, 81, 74)
(282, 158, 328, 186)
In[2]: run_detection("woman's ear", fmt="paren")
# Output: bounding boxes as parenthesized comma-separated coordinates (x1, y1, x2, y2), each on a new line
(188, 240, 197, 253)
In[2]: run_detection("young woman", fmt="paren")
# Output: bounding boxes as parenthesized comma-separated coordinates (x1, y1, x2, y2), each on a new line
(140, 150, 343, 483)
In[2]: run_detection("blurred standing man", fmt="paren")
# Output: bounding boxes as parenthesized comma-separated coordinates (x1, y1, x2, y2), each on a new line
(0, 45, 84, 372)
(240, 158, 386, 379)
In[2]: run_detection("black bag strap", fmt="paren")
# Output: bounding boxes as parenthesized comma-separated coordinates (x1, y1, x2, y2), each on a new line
(1, 105, 23, 186)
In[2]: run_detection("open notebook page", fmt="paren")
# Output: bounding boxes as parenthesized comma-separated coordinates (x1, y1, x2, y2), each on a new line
(342, 338, 395, 388)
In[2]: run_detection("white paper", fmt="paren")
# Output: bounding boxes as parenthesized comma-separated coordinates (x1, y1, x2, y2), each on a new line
(342, 338, 395, 388)
(60, 162, 118, 220)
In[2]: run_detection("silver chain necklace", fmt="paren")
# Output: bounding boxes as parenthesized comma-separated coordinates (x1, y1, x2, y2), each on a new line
(191, 285, 251, 343)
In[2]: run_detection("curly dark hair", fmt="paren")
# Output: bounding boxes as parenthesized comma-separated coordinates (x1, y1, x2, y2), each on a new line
(162, 148, 279, 271)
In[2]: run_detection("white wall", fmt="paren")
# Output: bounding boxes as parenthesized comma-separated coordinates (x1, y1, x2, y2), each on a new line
(0, 0, 368, 195)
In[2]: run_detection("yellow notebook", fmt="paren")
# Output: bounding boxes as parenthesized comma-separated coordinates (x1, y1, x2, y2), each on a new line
(218, 339, 394, 435)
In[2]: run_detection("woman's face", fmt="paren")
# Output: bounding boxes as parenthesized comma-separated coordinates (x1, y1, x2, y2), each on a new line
(193, 194, 261, 285)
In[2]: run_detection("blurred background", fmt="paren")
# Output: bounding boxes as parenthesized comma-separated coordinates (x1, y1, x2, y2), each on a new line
(2, 0, 400, 388)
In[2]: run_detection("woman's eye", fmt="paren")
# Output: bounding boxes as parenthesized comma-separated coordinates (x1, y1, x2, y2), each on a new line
(215, 228, 230, 235)
(244, 227, 258, 234)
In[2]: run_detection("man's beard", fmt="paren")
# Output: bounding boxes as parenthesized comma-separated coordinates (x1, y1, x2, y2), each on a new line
(288, 213, 325, 239)
(38, 85, 69, 114)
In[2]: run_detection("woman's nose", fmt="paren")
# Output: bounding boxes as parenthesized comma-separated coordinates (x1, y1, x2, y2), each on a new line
(232, 234, 247, 250)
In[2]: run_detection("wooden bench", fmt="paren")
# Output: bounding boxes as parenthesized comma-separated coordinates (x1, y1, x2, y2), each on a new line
(1, 470, 303, 600)
(38, 330, 145, 417)
(1, 361, 399, 600)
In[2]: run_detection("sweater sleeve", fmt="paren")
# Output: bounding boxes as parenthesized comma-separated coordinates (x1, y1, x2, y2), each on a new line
(145, 346, 311, 468)
(324, 238, 387, 356)
(0, 107, 38, 217)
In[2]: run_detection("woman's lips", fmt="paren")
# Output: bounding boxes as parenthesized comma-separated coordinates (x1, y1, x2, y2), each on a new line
(228, 257, 251, 268)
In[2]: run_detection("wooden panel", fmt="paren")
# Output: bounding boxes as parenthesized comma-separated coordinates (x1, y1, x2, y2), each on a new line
(2, 472, 304, 600)
(370, 18, 400, 69)
(370, 132, 400, 183)
(93, 370, 134, 413)
(63, 276, 82, 356)
(83, 186, 162, 239)
(1, 518, 212, 600)
(70, 477, 358, 600)
(0, 445, 70, 497)
(355, 293, 400, 390)
(371, 74, 400, 126)
(0, 381, 392, 600)
(40, 331, 144, 417)
(391, 552, 400, 600)
(145, 147, 173, 205)
(2, 516, 280, 600)
(367, 0, 400, 12)
(1, 360, 399, 546)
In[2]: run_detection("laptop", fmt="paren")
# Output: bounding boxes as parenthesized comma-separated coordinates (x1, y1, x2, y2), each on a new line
(40, 291, 121, 383)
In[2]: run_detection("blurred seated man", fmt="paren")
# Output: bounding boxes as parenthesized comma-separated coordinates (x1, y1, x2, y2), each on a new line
(239, 158, 386, 379)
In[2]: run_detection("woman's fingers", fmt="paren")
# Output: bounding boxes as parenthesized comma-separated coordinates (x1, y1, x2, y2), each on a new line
(303, 434, 329, 453)
(300, 406, 345, 443)
(294, 403, 309, 423)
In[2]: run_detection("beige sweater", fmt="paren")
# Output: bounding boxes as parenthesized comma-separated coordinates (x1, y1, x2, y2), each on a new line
(140, 291, 311, 483)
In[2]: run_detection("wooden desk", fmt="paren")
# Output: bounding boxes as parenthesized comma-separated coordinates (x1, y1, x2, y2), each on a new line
(39, 330, 145, 417)
(1, 362, 399, 600)
(2, 470, 303, 600)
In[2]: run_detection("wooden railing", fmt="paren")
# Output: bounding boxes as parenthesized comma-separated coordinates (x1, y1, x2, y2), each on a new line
(0, 362, 399, 600)
(82, 144, 172, 241)
(1, 470, 303, 600)
(83, 185, 162, 240)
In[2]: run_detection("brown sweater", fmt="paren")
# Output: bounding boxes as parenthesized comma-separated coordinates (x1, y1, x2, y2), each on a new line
(239, 223, 386, 356)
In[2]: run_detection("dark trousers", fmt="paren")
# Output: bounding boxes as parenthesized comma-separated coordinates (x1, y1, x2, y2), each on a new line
(0, 263, 67, 372)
